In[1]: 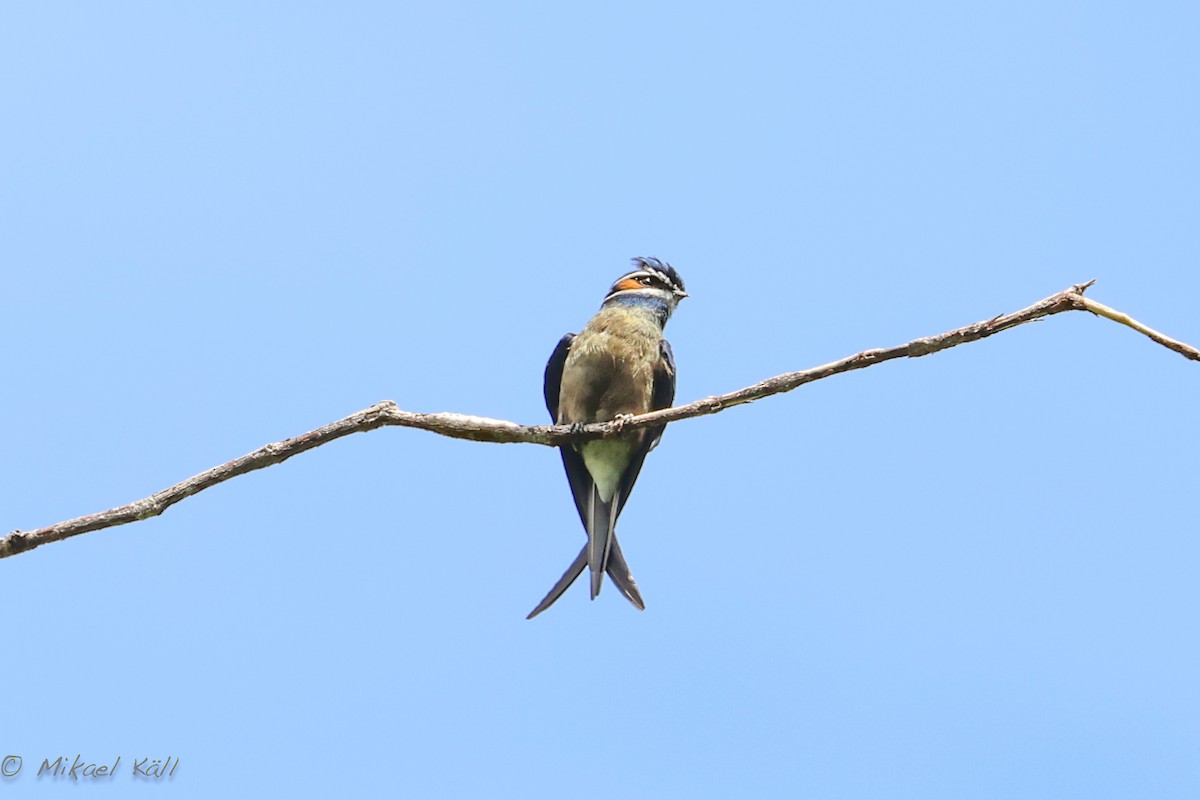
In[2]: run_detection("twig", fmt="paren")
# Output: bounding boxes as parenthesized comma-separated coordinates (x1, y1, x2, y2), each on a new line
(1074, 295, 1200, 361)
(2, 280, 1193, 559)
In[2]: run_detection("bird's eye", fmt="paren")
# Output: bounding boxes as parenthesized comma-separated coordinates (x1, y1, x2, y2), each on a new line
(638, 276, 652, 285)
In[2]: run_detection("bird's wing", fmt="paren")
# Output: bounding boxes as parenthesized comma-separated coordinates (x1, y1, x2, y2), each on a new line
(612, 336, 676, 518)
(603, 533, 645, 610)
(543, 333, 574, 422)
(526, 544, 587, 619)
(544, 333, 595, 527)
(646, 338, 676, 452)
(528, 333, 600, 617)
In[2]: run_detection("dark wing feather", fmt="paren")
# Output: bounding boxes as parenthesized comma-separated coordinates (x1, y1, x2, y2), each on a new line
(612, 337, 676, 518)
(526, 544, 587, 619)
(647, 338, 676, 452)
(525, 532, 644, 618)
(529, 333, 605, 617)
(604, 534, 645, 610)
(543, 333, 575, 422)
(543, 333, 595, 527)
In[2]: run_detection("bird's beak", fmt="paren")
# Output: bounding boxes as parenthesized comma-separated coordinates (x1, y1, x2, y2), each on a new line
(674, 289, 689, 299)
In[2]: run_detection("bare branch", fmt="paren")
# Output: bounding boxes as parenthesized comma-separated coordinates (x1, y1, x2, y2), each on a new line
(3, 280, 1194, 560)
(1073, 295, 1200, 361)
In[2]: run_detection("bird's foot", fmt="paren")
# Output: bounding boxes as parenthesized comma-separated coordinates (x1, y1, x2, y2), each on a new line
(611, 413, 636, 433)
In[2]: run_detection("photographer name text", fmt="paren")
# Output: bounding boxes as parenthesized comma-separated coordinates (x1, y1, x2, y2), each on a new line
(0, 754, 178, 780)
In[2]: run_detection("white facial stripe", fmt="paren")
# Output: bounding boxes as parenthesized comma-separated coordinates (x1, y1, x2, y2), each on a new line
(614, 268, 676, 292)
(603, 285, 677, 303)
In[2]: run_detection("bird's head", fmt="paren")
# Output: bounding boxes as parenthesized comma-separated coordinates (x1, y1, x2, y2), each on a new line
(602, 257, 688, 311)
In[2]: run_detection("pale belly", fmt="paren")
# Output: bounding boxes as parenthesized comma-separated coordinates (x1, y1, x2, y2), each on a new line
(580, 438, 635, 502)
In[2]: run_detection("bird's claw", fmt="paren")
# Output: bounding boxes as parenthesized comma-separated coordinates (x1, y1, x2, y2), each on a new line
(611, 413, 636, 433)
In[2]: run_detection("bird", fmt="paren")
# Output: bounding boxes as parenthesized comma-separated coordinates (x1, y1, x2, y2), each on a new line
(527, 257, 687, 619)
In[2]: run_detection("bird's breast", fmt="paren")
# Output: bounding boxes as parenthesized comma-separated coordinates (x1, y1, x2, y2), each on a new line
(558, 308, 661, 425)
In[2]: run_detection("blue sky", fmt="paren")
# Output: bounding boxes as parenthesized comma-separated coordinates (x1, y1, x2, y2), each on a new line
(3, 2, 1198, 797)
